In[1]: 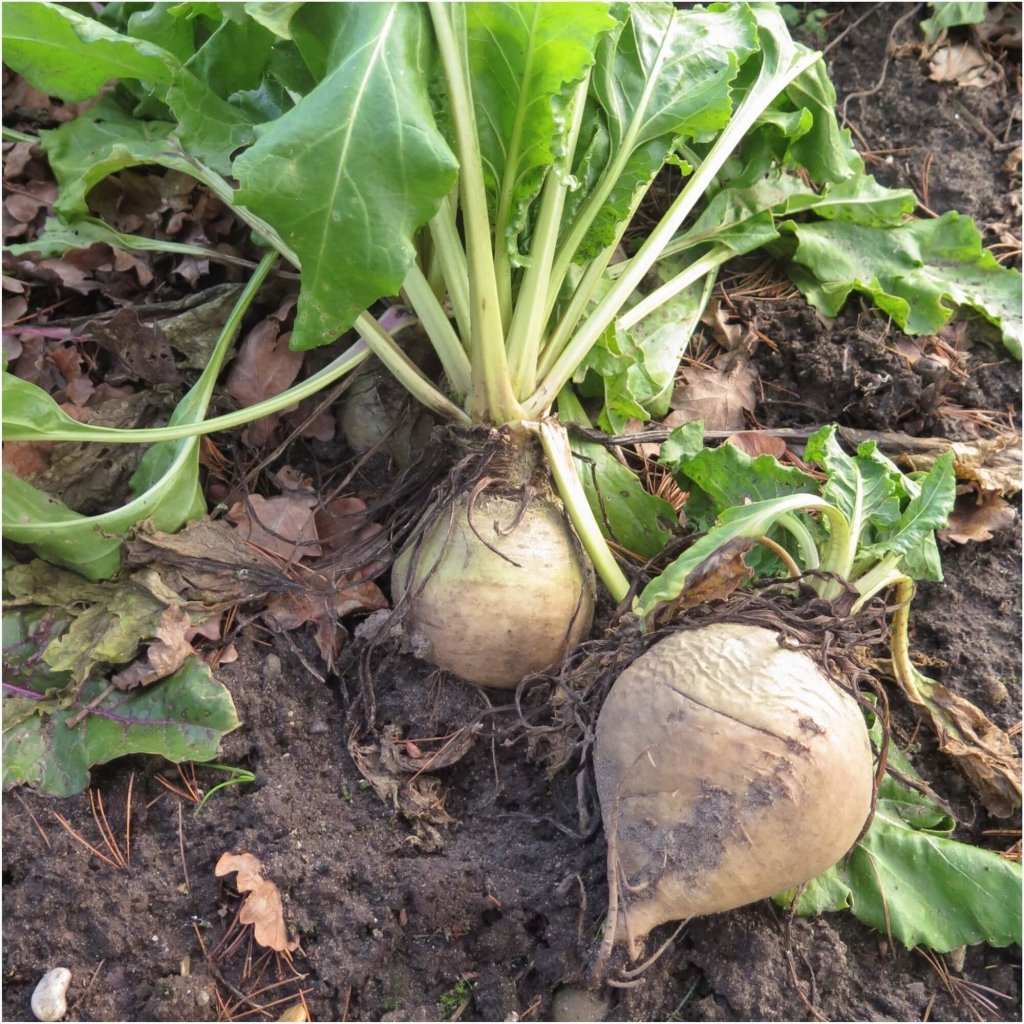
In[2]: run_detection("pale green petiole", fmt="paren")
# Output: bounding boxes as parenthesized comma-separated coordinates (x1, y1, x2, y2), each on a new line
(429, 3, 520, 424)
(529, 419, 630, 603)
(401, 263, 472, 397)
(524, 46, 821, 418)
(4, 339, 371, 445)
(428, 193, 472, 344)
(354, 311, 471, 424)
(506, 75, 591, 400)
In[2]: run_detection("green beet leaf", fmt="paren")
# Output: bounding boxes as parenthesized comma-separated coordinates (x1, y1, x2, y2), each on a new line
(780, 212, 1024, 357)
(464, 2, 616, 265)
(920, 2, 989, 42)
(786, 775, 1022, 952)
(233, 3, 459, 350)
(2, 658, 240, 798)
(2, 1, 176, 101)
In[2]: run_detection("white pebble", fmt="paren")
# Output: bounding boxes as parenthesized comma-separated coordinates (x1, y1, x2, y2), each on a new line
(31, 968, 71, 1022)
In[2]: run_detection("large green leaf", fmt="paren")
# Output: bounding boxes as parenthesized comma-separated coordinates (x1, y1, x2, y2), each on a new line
(788, 775, 1022, 951)
(233, 3, 459, 350)
(861, 452, 957, 572)
(41, 103, 191, 220)
(3, 2, 255, 175)
(2, 1, 176, 101)
(780, 212, 1024, 357)
(804, 425, 903, 540)
(2, 657, 239, 798)
(778, 56, 863, 183)
(578, 272, 716, 433)
(463, 2, 615, 263)
(567, 3, 758, 260)
(668, 433, 819, 531)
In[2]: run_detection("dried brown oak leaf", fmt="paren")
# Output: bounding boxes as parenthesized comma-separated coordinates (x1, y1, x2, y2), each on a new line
(215, 852, 298, 952)
(111, 604, 193, 690)
(725, 431, 787, 460)
(667, 354, 758, 431)
(227, 493, 321, 561)
(939, 492, 1017, 544)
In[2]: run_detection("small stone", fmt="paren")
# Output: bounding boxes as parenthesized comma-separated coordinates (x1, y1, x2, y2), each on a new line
(263, 654, 283, 681)
(31, 968, 71, 1022)
(308, 719, 330, 735)
(981, 675, 1010, 706)
(552, 986, 608, 1022)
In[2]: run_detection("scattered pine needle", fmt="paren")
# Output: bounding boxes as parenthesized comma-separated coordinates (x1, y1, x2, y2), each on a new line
(54, 782, 132, 871)
(917, 947, 1012, 1022)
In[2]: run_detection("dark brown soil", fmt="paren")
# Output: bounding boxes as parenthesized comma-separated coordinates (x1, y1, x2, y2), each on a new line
(3, 6, 1021, 1023)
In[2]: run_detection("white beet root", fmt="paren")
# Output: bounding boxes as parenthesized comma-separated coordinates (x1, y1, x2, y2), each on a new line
(392, 491, 595, 688)
(595, 622, 874, 958)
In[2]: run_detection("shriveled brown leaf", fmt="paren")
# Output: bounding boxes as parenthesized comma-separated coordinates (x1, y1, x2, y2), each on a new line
(216, 851, 265, 888)
(928, 42, 1002, 87)
(900, 433, 1021, 496)
(240, 879, 295, 953)
(650, 538, 754, 626)
(379, 723, 478, 774)
(227, 494, 321, 561)
(725, 431, 787, 459)
(111, 604, 195, 689)
(156, 285, 244, 370)
(700, 297, 753, 351)
(2, 440, 51, 480)
(227, 318, 303, 407)
(978, 2, 1022, 47)
(348, 736, 453, 851)
(667, 355, 758, 431)
(939, 492, 1017, 544)
(84, 309, 181, 386)
(127, 518, 280, 607)
(215, 851, 298, 952)
(917, 680, 1021, 818)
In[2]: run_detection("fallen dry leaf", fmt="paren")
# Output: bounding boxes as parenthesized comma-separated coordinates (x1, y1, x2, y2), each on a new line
(215, 852, 298, 952)
(84, 309, 182, 387)
(700, 297, 753, 352)
(725, 431, 787, 459)
(315, 496, 388, 563)
(939, 492, 1017, 544)
(227, 317, 303, 408)
(978, 3, 1022, 48)
(263, 576, 387, 664)
(227, 493, 322, 561)
(111, 604, 195, 689)
(277, 1004, 310, 1022)
(215, 852, 265, 888)
(667, 355, 758, 431)
(2, 440, 51, 480)
(928, 42, 1002, 87)
(240, 879, 294, 952)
